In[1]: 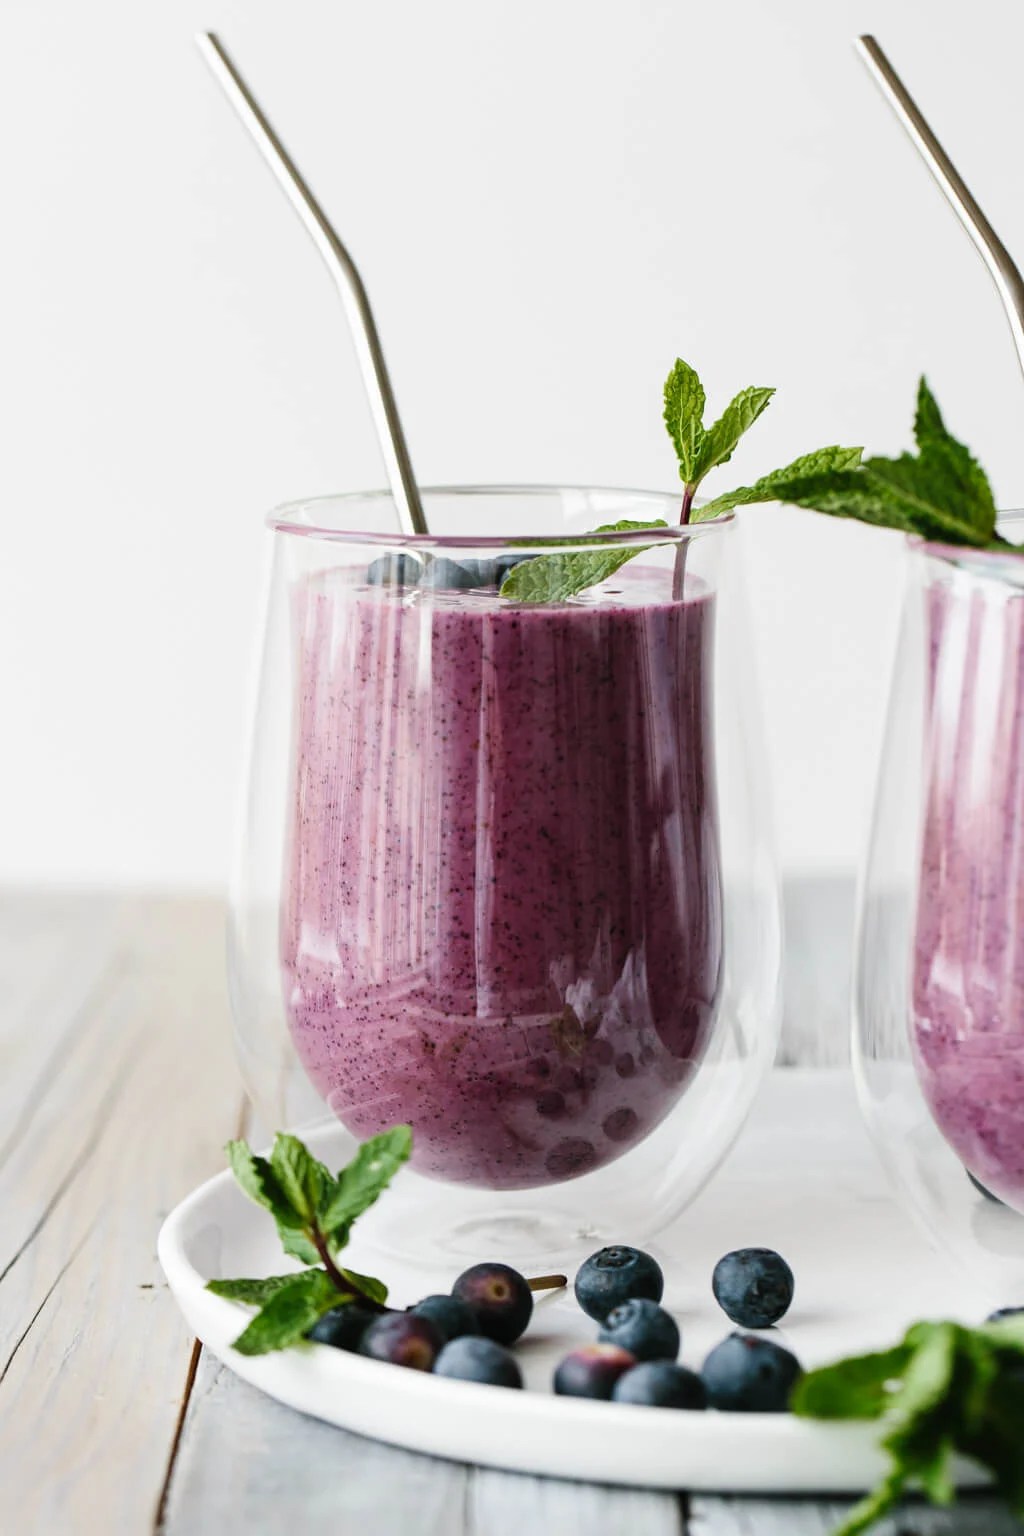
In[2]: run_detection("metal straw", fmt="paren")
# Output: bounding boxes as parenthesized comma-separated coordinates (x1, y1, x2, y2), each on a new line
(196, 32, 429, 535)
(856, 34, 1024, 387)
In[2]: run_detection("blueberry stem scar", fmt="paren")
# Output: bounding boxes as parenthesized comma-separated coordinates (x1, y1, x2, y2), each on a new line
(527, 1274, 568, 1292)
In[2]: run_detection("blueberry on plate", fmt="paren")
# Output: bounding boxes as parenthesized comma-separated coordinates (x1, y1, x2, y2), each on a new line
(410, 1294, 480, 1343)
(553, 1343, 637, 1399)
(598, 1297, 680, 1361)
(701, 1332, 802, 1412)
(366, 552, 421, 587)
(574, 1245, 664, 1322)
(307, 1302, 378, 1352)
(434, 1335, 523, 1388)
(612, 1361, 707, 1410)
(452, 1262, 533, 1345)
(358, 1313, 443, 1371)
(712, 1247, 794, 1329)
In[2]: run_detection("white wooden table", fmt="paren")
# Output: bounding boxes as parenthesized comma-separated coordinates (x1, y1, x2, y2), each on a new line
(1, 889, 1020, 1535)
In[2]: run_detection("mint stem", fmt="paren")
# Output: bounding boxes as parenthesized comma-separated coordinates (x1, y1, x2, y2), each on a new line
(310, 1226, 384, 1310)
(527, 1273, 568, 1292)
(680, 483, 695, 524)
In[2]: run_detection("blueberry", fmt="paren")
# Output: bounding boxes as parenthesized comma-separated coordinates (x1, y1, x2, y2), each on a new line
(418, 557, 477, 590)
(598, 1297, 680, 1361)
(701, 1332, 802, 1412)
(410, 1294, 480, 1343)
(358, 1312, 443, 1371)
(366, 553, 421, 587)
(574, 1246, 664, 1322)
(968, 1171, 1005, 1204)
(307, 1302, 378, 1352)
(988, 1306, 1024, 1323)
(452, 1262, 533, 1345)
(457, 559, 501, 587)
(712, 1248, 794, 1329)
(553, 1343, 637, 1399)
(434, 1335, 523, 1388)
(612, 1361, 707, 1410)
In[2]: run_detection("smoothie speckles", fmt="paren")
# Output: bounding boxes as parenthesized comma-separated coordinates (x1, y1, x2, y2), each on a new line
(281, 563, 723, 1190)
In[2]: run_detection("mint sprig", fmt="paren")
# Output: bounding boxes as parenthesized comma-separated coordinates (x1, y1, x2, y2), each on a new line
(792, 1315, 1024, 1534)
(699, 377, 1005, 551)
(498, 519, 668, 603)
(207, 1125, 412, 1354)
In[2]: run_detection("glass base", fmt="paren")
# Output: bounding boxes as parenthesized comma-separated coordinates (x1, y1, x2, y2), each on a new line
(356, 1178, 634, 1274)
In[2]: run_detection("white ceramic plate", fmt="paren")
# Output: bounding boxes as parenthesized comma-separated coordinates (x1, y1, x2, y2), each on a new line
(158, 1074, 993, 1494)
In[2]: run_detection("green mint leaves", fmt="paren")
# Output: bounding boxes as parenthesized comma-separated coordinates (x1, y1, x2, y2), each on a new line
(207, 1125, 412, 1354)
(792, 1315, 1024, 1535)
(664, 360, 776, 498)
(700, 377, 1002, 549)
(498, 519, 668, 603)
(499, 359, 1008, 607)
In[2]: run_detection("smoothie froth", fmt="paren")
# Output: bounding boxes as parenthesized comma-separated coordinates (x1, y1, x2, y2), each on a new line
(282, 563, 723, 1189)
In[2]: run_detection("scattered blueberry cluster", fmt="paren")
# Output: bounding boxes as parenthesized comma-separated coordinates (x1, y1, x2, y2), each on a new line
(307, 1244, 802, 1413)
(366, 553, 526, 591)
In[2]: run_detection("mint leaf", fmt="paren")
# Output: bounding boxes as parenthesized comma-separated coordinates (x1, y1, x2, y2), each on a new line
(790, 1342, 911, 1420)
(663, 359, 707, 484)
(338, 1268, 389, 1305)
(698, 385, 775, 477)
(695, 445, 865, 520)
(225, 1139, 320, 1264)
(270, 1133, 328, 1226)
(206, 1273, 305, 1305)
(498, 520, 668, 604)
(320, 1125, 413, 1241)
(795, 1319, 1024, 1533)
(230, 1268, 346, 1356)
(910, 377, 996, 537)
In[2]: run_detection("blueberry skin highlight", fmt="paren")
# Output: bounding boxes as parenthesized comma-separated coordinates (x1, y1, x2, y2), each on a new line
(410, 1294, 480, 1343)
(599, 1298, 680, 1361)
(712, 1248, 794, 1329)
(553, 1343, 637, 1399)
(612, 1361, 707, 1410)
(701, 1332, 802, 1412)
(366, 553, 422, 587)
(574, 1246, 664, 1322)
(307, 1303, 378, 1352)
(434, 1335, 523, 1388)
(452, 1262, 533, 1345)
(358, 1313, 444, 1371)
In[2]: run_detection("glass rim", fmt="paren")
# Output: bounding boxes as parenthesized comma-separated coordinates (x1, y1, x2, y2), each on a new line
(265, 483, 734, 549)
(912, 508, 1024, 567)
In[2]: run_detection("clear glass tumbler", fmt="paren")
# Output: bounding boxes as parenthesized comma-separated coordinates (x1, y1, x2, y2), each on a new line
(854, 515, 1024, 1303)
(229, 487, 781, 1267)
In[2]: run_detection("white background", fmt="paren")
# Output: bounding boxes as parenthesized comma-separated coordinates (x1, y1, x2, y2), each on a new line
(3, 0, 1023, 890)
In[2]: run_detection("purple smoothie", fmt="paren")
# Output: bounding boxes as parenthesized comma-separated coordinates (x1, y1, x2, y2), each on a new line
(912, 569, 1024, 1208)
(281, 562, 723, 1190)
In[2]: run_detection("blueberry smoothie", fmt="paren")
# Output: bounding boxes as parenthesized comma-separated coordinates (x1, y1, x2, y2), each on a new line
(912, 568, 1024, 1209)
(281, 562, 723, 1190)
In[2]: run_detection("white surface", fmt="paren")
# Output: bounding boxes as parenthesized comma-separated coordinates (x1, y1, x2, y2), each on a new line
(158, 1071, 991, 1494)
(4, 0, 1024, 888)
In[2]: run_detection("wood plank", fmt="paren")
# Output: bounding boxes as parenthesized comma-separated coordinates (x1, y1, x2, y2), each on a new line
(689, 1493, 1024, 1533)
(469, 1469, 684, 1535)
(0, 893, 242, 1535)
(162, 1355, 469, 1536)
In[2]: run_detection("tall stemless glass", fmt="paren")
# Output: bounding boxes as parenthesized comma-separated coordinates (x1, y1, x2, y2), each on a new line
(854, 515, 1024, 1303)
(229, 487, 781, 1267)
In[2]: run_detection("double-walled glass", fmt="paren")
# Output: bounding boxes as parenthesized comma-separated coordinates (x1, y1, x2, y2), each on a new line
(854, 517, 1024, 1302)
(229, 487, 781, 1266)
